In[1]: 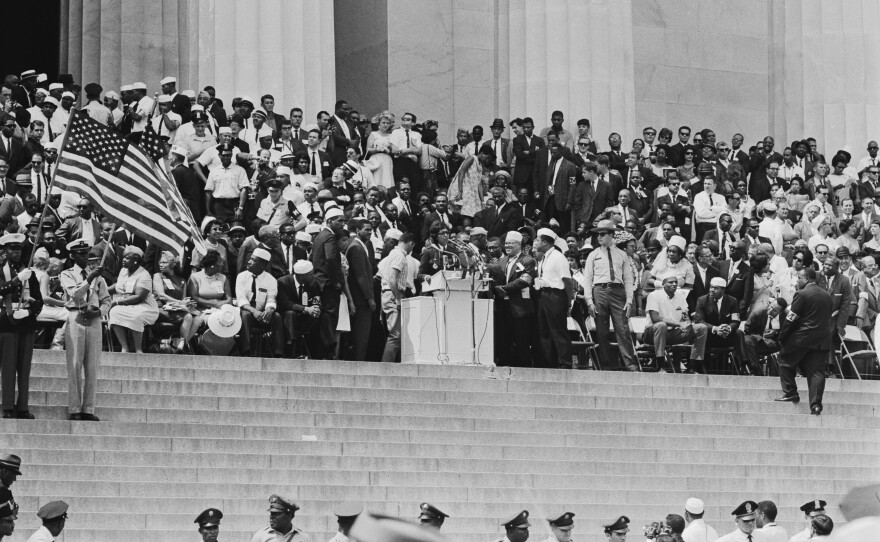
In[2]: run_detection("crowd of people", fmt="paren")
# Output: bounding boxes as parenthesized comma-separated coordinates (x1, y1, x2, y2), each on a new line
(0, 453, 837, 542)
(0, 69, 875, 421)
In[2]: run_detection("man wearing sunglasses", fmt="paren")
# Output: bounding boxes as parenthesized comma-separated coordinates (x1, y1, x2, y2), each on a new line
(54, 198, 101, 245)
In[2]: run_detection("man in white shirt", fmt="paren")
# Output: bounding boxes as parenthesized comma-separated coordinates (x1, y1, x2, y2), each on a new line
(151, 95, 181, 142)
(807, 215, 839, 256)
(758, 202, 784, 255)
(256, 178, 292, 228)
(777, 147, 804, 184)
(682, 498, 719, 542)
(204, 145, 249, 224)
(788, 500, 826, 542)
(856, 140, 879, 171)
(128, 82, 154, 138)
(235, 247, 283, 356)
(693, 177, 728, 241)
(715, 501, 764, 542)
(30, 97, 66, 144)
(534, 227, 574, 368)
(28, 500, 69, 542)
(378, 232, 415, 363)
(642, 275, 708, 372)
(389, 112, 422, 184)
(754, 500, 787, 542)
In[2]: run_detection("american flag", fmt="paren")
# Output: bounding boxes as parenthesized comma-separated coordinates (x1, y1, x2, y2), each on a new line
(54, 109, 204, 257)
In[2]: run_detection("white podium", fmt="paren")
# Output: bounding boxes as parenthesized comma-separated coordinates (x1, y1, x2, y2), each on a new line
(401, 272, 494, 365)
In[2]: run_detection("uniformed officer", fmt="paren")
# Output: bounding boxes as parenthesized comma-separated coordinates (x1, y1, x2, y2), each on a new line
(27, 501, 67, 542)
(328, 502, 363, 542)
(788, 500, 826, 542)
(0, 487, 16, 542)
(194, 508, 223, 542)
(584, 219, 637, 370)
(257, 177, 294, 228)
(418, 503, 448, 529)
(251, 495, 302, 542)
(603, 516, 629, 542)
(0, 455, 20, 493)
(715, 501, 766, 542)
(545, 512, 575, 542)
(496, 510, 530, 542)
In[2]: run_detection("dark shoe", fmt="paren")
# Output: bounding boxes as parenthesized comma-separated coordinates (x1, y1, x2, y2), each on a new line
(16, 411, 34, 419)
(811, 405, 822, 416)
(68, 413, 82, 421)
(80, 413, 100, 422)
(2, 410, 14, 419)
(774, 394, 800, 403)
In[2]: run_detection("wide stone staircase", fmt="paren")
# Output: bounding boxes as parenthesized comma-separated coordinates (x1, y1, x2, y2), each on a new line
(2, 350, 879, 542)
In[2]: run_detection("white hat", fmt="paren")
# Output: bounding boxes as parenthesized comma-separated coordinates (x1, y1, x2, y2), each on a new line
(104, 90, 119, 100)
(252, 108, 268, 118)
(207, 304, 242, 338)
(304, 182, 320, 192)
(506, 231, 523, 243)
(170, 145, 188, 157)
(293, 260, 313, 274)
(182, 89, 195, 98)
(763, 201, 777, 212)
(685, 498, 704, 515)
(554, 238, 569, 253)
(132, 82, 147, 90)
(239, 95, 255, 106)
(157, 95, 172, 104)
(62, 91, 75, 100)
(160, 76, 177, 85)
(549, 218, 560, 227)
(218, 127, 232, 135)
(190, 104, 204, 112)
(275, 166, 293, 177)
(48, 82, 64, 91)
(257, 127, 274, 139)
(200, 216, 217, 233)
(34, 88, 49, 97)
(305, 224, 321, 235)
(536, 227, 558, 241)
(295, 231, 312, 243)
(280, 152, 295, 161)
(42, 97, 60, 108)
(709, 277, 727, 288)
(36, 73, 47, 83)
(470, 227, 488, 236)
(66, 239, 92, 252)
(811, 214, 827, 230)
(385, 228, 402, 241)
(20, 69, 36, 79)
(0, 233, 25, 246)
(123, 245, 144, 257)
(252, 247, 271, 261)
(668, 235, 687, 252)
(325, 207, 344, 220)
(119, 84, 133, 92)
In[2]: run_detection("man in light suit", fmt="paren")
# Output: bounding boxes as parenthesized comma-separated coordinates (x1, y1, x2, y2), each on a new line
(491, 230, 537, 367)
(836, 247, 868, 324)
(55, 198, 101, 245)
(688, 246, 721, 314)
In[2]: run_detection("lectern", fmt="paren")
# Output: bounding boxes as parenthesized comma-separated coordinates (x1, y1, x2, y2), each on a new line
(401, 270, 494, 365)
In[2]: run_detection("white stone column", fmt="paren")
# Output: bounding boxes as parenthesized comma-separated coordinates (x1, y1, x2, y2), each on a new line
(770, 0, 880, 156)
(60, 0, 336, 116)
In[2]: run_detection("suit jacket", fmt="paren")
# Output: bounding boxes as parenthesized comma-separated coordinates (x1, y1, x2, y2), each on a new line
(494, 253, 537, 318)
(55, 216, 101, 244)
(730, 149, 751, 168)
(857, 180, 880, 207)
(778, 282, 833, 350)
(112, 230, 149, 251)
(473, 203, 523, 239)
(0, 135, 25, 186)
(538, 157, 578, 211)
(171, 94, 192, 124)
(654, 192, 692, 225)
(345, 239, 375, 309)
(480, 138, 510, 168)
(718, 258, 750, 301)
(743, 304, 787, 340)
(816, 273, 855, 333)
(379, 220, 408, 236)
(277, 273, 322, 314)
(421, 211, 464, 240)
(328, 116, 357, 167)
(0, 271, 43, 332)
(840, 267, 869, 321)
(701, 229, 738, 255)
(237, 241, 287, 279)
(688, 264, 721, 313)
(304, 148, 332, 180)
(618, 165, 664, 193)
(668, 143, 698, 167)
(693, 293, 740, 332)
(511, 134, 545, 187)
(310, 228, 344, 292)
(512, 200, 542, 226)
(603, 149, 627, 177)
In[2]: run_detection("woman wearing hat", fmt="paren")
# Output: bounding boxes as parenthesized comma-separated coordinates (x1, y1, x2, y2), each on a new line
(187, 249, 233, 333)
(108, 246, 160, 353)
(153, 251, 197, 351)
(191, 217, 228, 274)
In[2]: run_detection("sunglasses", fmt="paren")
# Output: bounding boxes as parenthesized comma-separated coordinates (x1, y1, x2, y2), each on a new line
(794, 257, 804, 262)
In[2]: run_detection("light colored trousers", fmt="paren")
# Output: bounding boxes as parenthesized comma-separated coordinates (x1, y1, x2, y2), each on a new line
(64, 311, 102, 415)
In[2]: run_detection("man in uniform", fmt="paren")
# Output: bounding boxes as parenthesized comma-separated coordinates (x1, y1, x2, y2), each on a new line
(26, 501, 67, 542)
(682, 498, 719, 542)
(418, 503, 448, 530)
(0, 455, 20, 523)
(194, 508, 222, 542)
(60, 241, 109, 421)
(584, 219, 637, 370)
(774, 268, 833, 415)
(544, 512, 575, 542)
(328, 502, 362, 542)
(496, 510, 530, 542)
(788, 500, 826, 542)
(251, 495, 302, 542)
(0, 487, 15, 542)
(715, 501, 764, 542)
(603, 516, 630, 542)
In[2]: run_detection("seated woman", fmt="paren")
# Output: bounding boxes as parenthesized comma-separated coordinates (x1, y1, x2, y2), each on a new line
(153, 251, 197, 351)
(187, 249, 233, 326)
(34, 256, 68, 349)
(191, 217, 228, 273)
(109, 246, 160, 353)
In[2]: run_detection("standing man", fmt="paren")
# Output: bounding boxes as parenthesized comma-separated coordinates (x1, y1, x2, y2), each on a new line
(493, 230, 537, 367)
(60, 242, 109, 421)
(495, 511, 530, 542)
(311, 207, 346, 358)
(81, 83, 113, 126)
(194, 508, 223, 542)
(682, 498, 719, 542)
(774, 268, 833, 415)
(390, 112, 422, 188)
(543, 512, 575, 542)
(789, 500, 826, 542)
(485, 118, 510, 169)
(204, 144, 249, 224)
(583, 220, 637, 371)
(251, 495, 302, 542)
(754, 501, 787, 542)
(378, 232, 414, 364)
(533, 228, 573, 368)
(715, 501, 760, 542)
(418, 503, 448, 530)
(0, 455, 21, 494)
(328, 502, 362, 542)
(512, 117, 545, 194)
(328, 100, 359, 168)
(346, 218, 376, 361)
(0, 487, 15, 542)
(159, 76, 191, 123)
(27, 501, 68, 542)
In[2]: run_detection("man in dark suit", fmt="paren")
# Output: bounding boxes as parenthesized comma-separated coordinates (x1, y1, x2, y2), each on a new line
(311, 208, 346, 358)
(474, 186, 523, 239)
(421, 194, 463, 240)
(692, 276, 742, 374)
(0, 113, 26, 187)
(741, 218, 771, 253)
(492, 230, 537, 367)
(513, 187, 542, 228)
(668, 126, 695, 167)
(55, 198, 101, 244)
(277, 260, 323, 356)
(345, 218, 376, 361)
(729, 133, 751, 168)
(112, 228, 148, 251)
(688, 246, 721, 313)
(816, 256, 854, 337)
(160, 76, 192, 124)
(536, 144, 578, 232)
(274, 119, 307, 157)
(511, 117, 544, 193)
(305, 129, 333, 180)
(327, 100, 359, 168)
(748, 137, 784, 187)
(701, 213, 738, 260)
(653, 176, 692, 232)
(483, 118, 510, 170)
(775, 268, 833, 415)
(379, 202, 408, 235)
(618, 151, 664, 193)
(742, 297, 788, 375)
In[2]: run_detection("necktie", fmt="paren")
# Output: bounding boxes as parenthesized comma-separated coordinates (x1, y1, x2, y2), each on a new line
(298, 281, 306, 305)
(404, 201, 410, 216)
(294, 129, 299, 140)
(251, 275, 258, 305)
(405, 129, 411, 148)
(310, 152, 317, 175)
(607, 247, 616, 281)
(747, 536, 752, 542)
(721, 234, 727, 259)
(287, 245, 293, 273)
(81, 269, 87, 281)
(47, 121, 54, 141)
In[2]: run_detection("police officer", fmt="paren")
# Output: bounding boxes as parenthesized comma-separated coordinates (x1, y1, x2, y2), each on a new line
(27, 501, 68, 542)
(0, 456, 20, 494)
(584, 219, 637, 370)
(328, 502, 363, 542)
(0, 487, 16, 542)
(603, 516, 629, 542)
(774, 267, 833, 415)
(418, 503, 448, 530)
(495, 510, 530, 542)
(544, 512, 575, 542)
(251, 495, 302, 542)
(715, 501, 763, 542)
(194, 508, 223, 542)
(789, 500, 826, 542)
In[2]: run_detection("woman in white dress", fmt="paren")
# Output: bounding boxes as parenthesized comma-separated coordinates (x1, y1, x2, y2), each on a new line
(366, 112, 397, 189)
(109, 246, 160, 353)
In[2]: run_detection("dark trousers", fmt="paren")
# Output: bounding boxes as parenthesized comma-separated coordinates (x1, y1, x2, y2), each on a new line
(778, 345, 827, 408)
(742, 333, 779, 373)
(537, 289, 571, 368)
(393, 157, 423, 191)
(319, 288, 341, 357)
(0, 330, 35, 412)
(498, 306, 535, 368)
(282, 310, 319, 350)
(592, 285, 636, 369)
(348, 304, 373, 361)
(238, 311, 284, 356)
(211, 198, 239, 225)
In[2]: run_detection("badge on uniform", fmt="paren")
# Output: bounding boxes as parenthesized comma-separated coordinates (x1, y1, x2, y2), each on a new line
(787, 311, 798, 322)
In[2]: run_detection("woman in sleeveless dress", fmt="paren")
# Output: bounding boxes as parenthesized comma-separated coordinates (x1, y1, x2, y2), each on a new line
(366, 112, 397, 189)
(447, 146, 495, 220)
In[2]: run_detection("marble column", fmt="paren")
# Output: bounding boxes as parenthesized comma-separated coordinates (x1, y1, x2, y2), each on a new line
(770, 0, 880, 156)
(60, 0, 336, 117)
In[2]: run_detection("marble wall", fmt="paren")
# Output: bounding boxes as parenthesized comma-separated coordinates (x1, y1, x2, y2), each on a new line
(335, 0, 389, 119)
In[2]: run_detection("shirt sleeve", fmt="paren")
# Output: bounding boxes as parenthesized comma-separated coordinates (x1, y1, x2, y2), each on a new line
(582, 251, 597, 302)
(645, 291, 660, 314)
(205, 170, 217, 191)
(265, 277, 278, 311)
(236, 168, 250, 190)
(235, 273, 250, 307)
